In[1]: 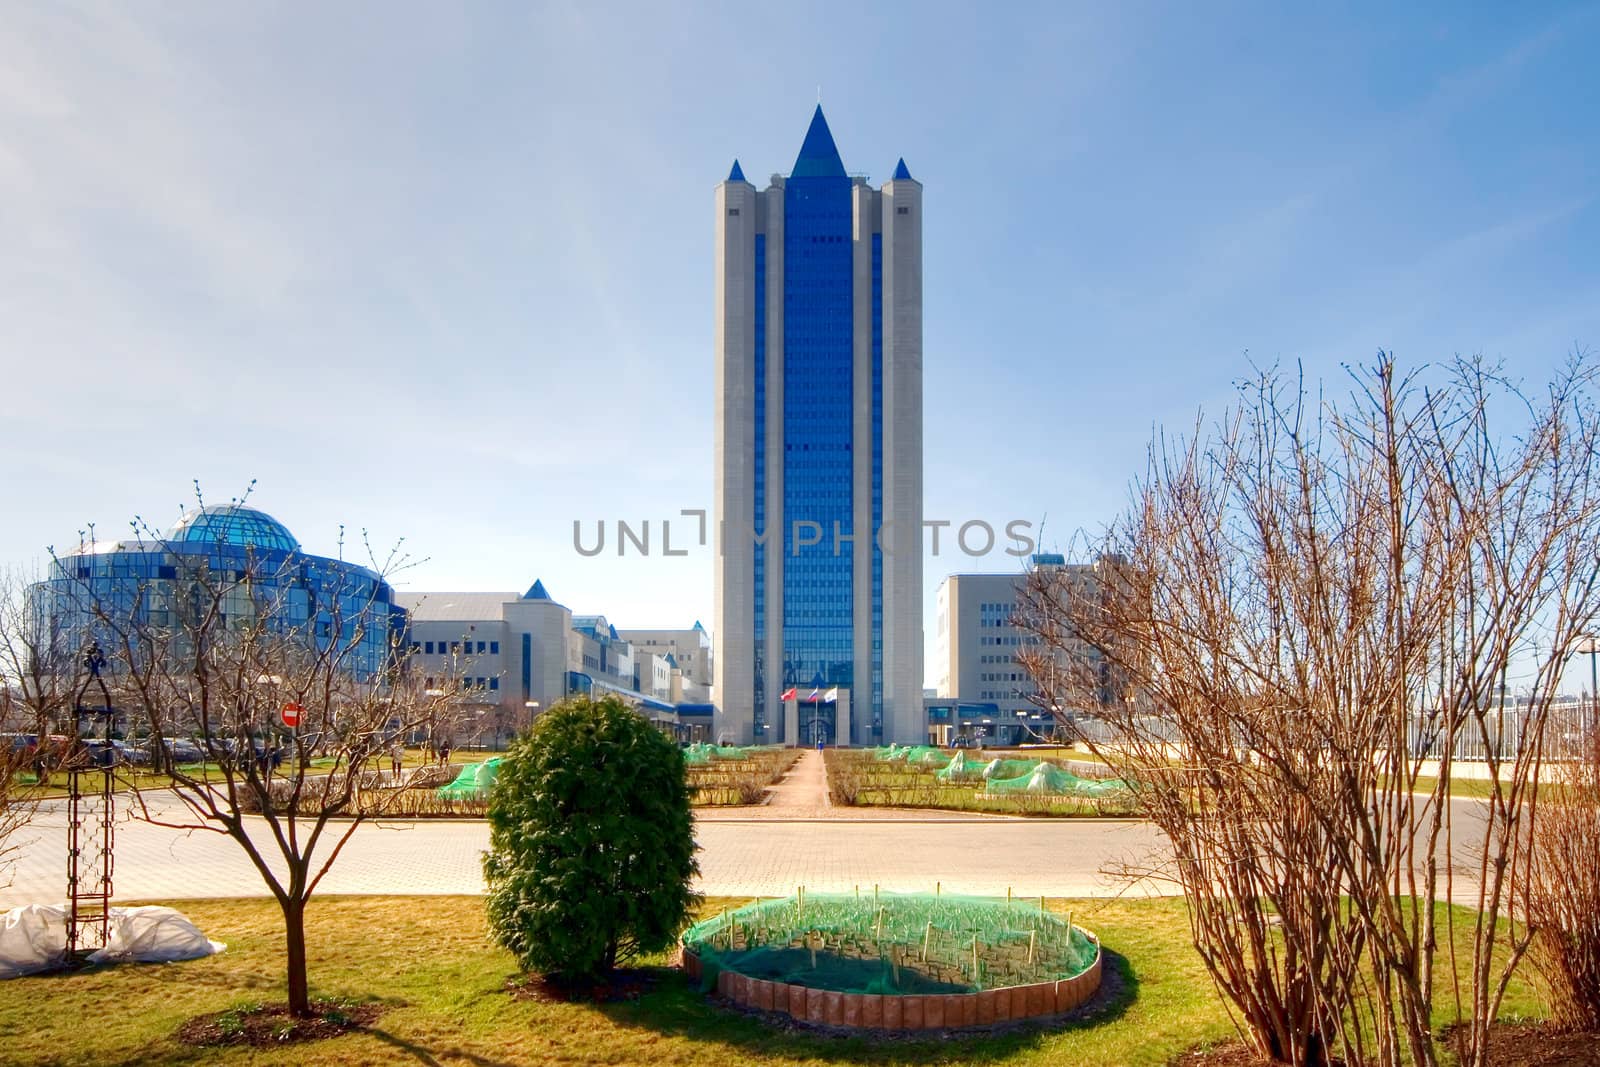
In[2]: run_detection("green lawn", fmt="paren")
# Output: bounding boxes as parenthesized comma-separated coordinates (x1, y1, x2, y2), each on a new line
(0, 895, 1547, 1066)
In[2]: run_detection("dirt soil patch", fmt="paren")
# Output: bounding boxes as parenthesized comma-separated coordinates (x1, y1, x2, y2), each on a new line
(1475, 1021, 1600, 1066)
(176, 999, 383, 1048)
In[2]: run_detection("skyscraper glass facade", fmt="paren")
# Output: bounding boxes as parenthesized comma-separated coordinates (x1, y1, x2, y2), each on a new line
(716, 106, 921, 746)
(781, 139, 855, 695)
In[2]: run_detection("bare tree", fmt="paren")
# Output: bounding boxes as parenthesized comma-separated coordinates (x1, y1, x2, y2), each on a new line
(1018, 354, 1600, 1066)
(0, 684, 40, 887)
(0, 564, 85, 785)
(44, 502, 465, 1018)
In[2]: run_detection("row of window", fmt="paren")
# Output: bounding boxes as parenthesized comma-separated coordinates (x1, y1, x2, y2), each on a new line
(412, 639, 500, 656)
(422, 676, 500, 691)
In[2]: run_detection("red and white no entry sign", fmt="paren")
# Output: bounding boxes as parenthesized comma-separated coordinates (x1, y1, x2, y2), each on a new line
(281, 701, 304, 728)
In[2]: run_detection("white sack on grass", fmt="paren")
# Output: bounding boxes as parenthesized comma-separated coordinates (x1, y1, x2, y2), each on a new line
(0, 904, 224, 978)
(88, 906, 226, 965)
(0, 904, 67, 978)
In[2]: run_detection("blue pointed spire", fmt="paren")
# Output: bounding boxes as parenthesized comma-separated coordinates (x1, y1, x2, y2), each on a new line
(892, 157, 912, 181)
(791, 105, 847, 179)
(728, 159, 746, 183)
(524, 579, 551, 601)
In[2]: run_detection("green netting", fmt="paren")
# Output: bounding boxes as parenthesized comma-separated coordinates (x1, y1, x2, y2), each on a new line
(436, 757, 502, 798)
(683, 743, 757, 765)
(984, 761, 1131, 797)
(981, 757, 1042, 780)
(683, 891, 1097, 995)
(934, 750, 985, 782)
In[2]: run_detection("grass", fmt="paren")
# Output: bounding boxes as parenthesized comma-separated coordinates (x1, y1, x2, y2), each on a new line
(0, 895, 1547, 1067)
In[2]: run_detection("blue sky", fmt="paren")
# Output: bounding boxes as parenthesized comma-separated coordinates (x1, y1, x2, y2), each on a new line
(2, 3, 1597, 684)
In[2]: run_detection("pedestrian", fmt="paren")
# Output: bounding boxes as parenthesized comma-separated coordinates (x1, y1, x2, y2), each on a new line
(439, 739, 451, 766)
(389, 739, 404, 780)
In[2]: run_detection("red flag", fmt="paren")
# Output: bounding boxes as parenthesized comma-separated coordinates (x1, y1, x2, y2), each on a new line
(780, 686, 797, 701)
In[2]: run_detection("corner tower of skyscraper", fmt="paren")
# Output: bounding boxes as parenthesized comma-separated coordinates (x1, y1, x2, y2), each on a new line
(714, 106, 923, 747)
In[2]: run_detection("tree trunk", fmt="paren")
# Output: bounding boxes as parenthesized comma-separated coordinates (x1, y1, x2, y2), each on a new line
(283, 897, 310, 1017)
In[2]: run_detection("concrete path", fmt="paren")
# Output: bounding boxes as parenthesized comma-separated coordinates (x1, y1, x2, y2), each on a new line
(0, 785, 1495, 907)
(762, 749, 829, 815)
(0, 789, 1157, 904)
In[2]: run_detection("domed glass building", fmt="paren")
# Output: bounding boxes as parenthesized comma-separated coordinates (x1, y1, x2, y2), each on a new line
(32, 504, 404, 680)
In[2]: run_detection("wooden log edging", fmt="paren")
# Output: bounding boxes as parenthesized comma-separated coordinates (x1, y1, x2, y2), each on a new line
(680, 931, 1103, 1031)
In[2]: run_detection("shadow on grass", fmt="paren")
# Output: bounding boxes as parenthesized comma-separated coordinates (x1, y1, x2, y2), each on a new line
(593, 949, 1140, 1065)
(362, 1026, 522, 1067)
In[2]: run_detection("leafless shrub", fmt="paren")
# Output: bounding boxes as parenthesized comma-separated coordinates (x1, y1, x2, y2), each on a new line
(1018, 354, 1600, 1067)
(1527, 731, 1600, 1031)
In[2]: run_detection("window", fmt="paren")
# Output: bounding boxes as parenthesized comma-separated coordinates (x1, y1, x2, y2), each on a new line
(489, 677, 499, 691)
(489, 641, 499, 655)
(896, 206, 909, 215)
(424, 641, 434, 654)
(476, 641, 486, 654)
(728, 208, 740, 216)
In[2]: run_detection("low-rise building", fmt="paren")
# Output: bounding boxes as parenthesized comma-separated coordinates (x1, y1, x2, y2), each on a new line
(931, 555, 1111, 746)
(396, 579, 701, 745)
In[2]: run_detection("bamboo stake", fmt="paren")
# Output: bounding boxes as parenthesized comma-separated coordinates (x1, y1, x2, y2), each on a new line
(1028, 929, 1037, 965)
(922, 921, 932, 962)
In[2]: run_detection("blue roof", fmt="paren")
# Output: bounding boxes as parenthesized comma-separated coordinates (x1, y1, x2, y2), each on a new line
(524, 579, 552, 600)
(892, 157, 913, 181)
(728, 159, 746, 182)
(167, 505, 299, 554)
(791, 105, 846, 179)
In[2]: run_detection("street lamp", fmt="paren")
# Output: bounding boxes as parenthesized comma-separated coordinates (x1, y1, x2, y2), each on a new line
(1567, 636, 1600, 744)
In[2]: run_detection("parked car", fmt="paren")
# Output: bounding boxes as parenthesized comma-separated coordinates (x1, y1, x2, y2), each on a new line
(162, 738, 205, 764)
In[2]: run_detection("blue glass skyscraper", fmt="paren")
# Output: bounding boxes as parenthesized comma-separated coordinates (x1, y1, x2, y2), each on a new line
(714, 107, 923, 746)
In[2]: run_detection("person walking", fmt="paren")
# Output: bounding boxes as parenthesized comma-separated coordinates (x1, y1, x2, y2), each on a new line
(389, 739, 404, 781)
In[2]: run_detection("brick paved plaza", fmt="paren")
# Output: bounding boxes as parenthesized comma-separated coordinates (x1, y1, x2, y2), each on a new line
(0, 752, 1489, 907)
(0, 753, 1160, 905)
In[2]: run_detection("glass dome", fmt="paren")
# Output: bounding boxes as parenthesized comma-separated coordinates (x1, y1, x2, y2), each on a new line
(166, 505, 300, 553)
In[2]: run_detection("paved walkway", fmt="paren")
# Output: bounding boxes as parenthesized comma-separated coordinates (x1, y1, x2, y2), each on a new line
(0, 788, 1156, 904)
(0, 782, 1494, 907)
(695, 750, 1017, 823)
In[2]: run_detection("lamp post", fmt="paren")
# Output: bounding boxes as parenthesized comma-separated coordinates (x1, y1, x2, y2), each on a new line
(1567, 636, 1599, 746)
